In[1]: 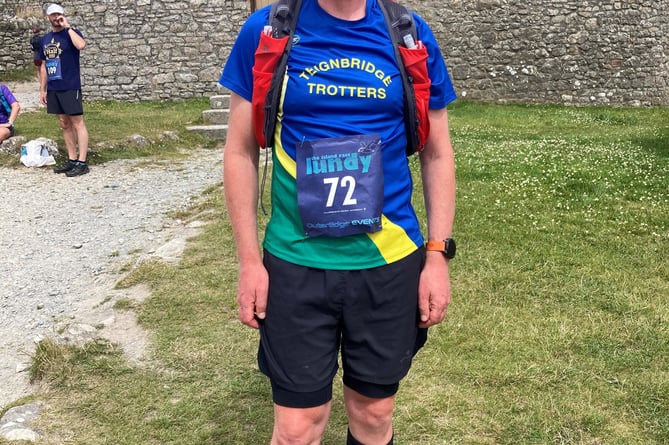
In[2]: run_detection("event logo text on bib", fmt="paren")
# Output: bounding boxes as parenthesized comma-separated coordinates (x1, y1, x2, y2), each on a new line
(296, 134, 384, 238)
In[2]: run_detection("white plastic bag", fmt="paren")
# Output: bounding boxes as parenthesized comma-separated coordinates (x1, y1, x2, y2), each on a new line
(20, 140, 55, 167)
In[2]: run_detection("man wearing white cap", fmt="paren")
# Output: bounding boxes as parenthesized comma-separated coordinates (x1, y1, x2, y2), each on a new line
(40, 3, 91, 177)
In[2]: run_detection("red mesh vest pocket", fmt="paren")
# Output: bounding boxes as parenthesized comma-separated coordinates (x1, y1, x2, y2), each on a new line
(398, 44, 431, 153)
(252, 32, 289, 148)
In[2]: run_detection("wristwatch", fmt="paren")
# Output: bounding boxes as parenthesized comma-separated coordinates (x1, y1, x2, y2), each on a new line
(425, 238, 456, 259)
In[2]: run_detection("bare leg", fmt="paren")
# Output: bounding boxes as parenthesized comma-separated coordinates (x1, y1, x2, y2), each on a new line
(58, 114, 77, 160)
(344, 385, 394, 445)
(58, 114, 89, 162)
(0, 127, 10, 143)
(271, 402, 331, 445)
(68, 114, 89, 162)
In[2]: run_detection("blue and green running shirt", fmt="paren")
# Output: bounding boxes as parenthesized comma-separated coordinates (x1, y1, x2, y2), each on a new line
(220, 0, 456, 270)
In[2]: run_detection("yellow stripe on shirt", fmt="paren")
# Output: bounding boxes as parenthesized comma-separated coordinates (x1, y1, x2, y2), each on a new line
(368, 215, 419, 263)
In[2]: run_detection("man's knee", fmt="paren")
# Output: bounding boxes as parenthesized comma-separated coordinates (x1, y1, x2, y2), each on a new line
(71, 121, 88, 139)
(344, 385, 395, 445)
(273, 403, 330, 445)
(58, 116, 71, 130)
(348, 398, 394, 430)
(345, 387, 394, 428)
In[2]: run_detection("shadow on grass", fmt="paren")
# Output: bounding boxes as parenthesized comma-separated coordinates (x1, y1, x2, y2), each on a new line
(632, 128, 669, 158)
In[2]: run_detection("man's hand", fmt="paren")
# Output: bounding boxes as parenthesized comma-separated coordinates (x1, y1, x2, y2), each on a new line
(417, 252, 452, 328)
(236, 261, 269, 329)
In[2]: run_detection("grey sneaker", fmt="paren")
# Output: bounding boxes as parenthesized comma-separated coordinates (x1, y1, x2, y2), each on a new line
(65, 163, 90, 177)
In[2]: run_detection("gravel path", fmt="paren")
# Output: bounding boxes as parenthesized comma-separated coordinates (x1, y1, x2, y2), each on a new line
(0, 93, 223, 409)
(4, 80, 42, 113)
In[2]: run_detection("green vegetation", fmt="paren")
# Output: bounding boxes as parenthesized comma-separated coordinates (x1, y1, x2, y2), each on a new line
(0, 97, 216, 167)
(1, 66, 37, 82)
(1, 102, 667, 444)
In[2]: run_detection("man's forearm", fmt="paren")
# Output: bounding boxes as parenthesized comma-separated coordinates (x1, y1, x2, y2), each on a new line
(67, 28, 86, 50)
(223, 92, 263, 265)
(39, 64, 47, 92)
(224, 151, 262, 264)
(421, 107, 456, 240)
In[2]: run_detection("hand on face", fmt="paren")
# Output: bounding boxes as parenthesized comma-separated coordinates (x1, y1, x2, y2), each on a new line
(48, 14, 68, 30)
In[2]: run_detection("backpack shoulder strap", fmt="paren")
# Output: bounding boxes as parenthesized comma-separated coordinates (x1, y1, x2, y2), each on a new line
(263, 0, 421, 156)
(263, 0, 303, 148)
(378, 0, 421, 156)
(269, 0, 302, 38)
(379, 0, 417, 48)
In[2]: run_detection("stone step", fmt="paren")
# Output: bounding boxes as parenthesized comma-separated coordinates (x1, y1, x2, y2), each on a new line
(202, 109, 229, 125)
(186, 124, 228, 140)
(209, 94, 230, 110)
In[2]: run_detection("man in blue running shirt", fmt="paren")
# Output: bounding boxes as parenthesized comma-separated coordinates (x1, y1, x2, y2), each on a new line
(221, 1, 457, 443)
(40, 3, 90, 177)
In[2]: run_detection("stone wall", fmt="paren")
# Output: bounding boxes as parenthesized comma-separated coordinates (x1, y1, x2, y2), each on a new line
(1, 0, 667, 105)
(0, 3, 43, 72)
(406, 0, 669, 106)
(0, 0, 250, 101)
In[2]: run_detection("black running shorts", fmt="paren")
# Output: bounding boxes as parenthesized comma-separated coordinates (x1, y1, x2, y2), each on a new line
(46, 89, 84, 116)
(259, 248, 428, 408)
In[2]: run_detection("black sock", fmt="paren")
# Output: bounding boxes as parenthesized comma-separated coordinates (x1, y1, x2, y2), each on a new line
(346, 428, 393, 445)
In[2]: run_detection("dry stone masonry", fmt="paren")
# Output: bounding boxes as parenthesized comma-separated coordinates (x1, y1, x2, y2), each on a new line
(1, 0, 668, 106)
(421, 0, 669, 106)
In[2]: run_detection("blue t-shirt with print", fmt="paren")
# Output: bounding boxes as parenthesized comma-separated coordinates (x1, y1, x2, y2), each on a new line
(220, 0, 456, 270)
(41, 29, 83, 91)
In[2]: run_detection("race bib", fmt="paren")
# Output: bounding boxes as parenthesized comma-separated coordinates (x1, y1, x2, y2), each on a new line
(45, 59, 62, 81)
(296, 134, 384, 238)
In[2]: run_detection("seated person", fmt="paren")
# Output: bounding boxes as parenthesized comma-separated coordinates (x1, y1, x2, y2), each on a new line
(0, 83, 20, 143)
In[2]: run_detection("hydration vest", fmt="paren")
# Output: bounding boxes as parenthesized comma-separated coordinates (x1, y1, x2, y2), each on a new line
(251, 0, 431, 156)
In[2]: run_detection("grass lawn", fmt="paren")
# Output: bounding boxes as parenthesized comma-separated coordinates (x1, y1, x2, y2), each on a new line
(0, 97, 217, 167)
(2, 101, 667, 445)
